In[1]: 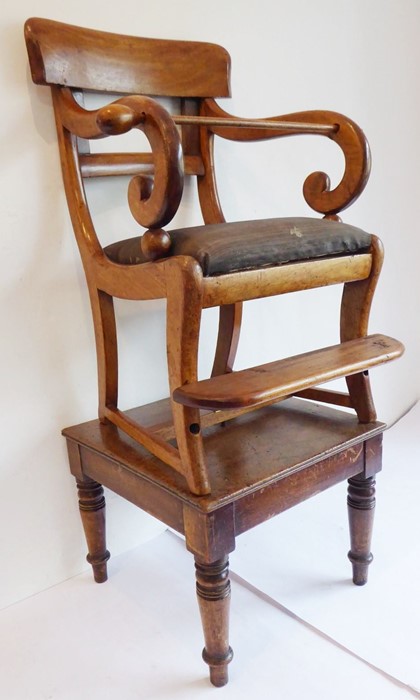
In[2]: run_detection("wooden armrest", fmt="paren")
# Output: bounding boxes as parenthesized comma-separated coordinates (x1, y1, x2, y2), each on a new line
(173, 335, 404, 410)
(200, 98, 370, 217)
(173, 114, 336, 135)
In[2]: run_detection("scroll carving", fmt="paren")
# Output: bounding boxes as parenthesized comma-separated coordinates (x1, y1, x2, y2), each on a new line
(201, 98, 371, 216)
(55, 88, 184, 259)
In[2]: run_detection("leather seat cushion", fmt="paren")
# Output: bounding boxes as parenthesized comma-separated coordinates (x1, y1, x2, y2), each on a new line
(104, 217, 371, 277)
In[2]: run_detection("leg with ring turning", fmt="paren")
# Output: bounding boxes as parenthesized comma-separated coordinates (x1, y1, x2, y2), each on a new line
(347, 473, 376, 585)
(195, 556, 234, 687)
(76, 477, 110, 583)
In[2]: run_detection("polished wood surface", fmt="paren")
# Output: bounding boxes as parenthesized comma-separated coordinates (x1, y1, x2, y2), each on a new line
(347, 473, 376, 585)
(26, 18, 401, 686)
(201, 254, 373, 306)
(76, 477, 110, 583)
(340, 235, 385, 422)
(63, 397, 384, 513)
(25, 17, 231, 97)
(64, 397, 384, 683)
(79, 153, 205, 178)
(24, 19, 390, 485)
(173, 334, 403, 410)
(195, 557, 233, 687)
(200, 98, 371, 217)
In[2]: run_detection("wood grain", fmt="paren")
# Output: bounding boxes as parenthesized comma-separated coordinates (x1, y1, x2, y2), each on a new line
(80, 153, 205, 178)
(202, 254, 372, 307)
(173, 335, 404, 410)
(24, 17, 231, 97)
(27, 18, 400, 686)
(201, 98, 371, 216)
(26, 16, 401, 503)
(340, 235, 384, 422)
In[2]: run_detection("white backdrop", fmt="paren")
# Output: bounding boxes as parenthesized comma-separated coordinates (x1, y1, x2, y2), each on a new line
(1, 0, 419, 609)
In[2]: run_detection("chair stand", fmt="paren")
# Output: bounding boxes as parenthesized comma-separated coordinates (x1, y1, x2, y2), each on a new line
(25, 17, 402, 688)
(64, 397, 383, 686)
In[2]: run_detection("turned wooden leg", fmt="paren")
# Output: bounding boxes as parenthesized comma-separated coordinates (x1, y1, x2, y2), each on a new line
(195, 557, 233, 687)
(347, 474, 376, 585)
(76, 478, 110, 583)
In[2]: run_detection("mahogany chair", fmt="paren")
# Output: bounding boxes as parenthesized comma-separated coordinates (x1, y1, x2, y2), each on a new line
(25, 17, 403, 686)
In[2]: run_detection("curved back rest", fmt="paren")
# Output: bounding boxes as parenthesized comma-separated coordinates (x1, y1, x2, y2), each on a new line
(24, 17, 233, 263)
(24, 17, 231, 98)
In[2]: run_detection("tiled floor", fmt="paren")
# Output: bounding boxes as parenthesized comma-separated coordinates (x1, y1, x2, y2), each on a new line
(2, 403, 419, 699)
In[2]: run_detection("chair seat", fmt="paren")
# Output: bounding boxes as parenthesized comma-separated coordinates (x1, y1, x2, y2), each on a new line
(104, 216, 371, 276)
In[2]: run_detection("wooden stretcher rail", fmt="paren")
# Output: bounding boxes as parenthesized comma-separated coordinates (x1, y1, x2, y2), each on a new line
(103, 406, 182, 471)
(80, 153, 205, 178)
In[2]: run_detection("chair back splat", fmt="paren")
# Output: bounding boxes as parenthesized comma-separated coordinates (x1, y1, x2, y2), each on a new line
(25, 18, 403, 686)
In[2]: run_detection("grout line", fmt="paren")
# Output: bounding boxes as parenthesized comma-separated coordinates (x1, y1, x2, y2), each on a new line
(230, 569, 420, 697)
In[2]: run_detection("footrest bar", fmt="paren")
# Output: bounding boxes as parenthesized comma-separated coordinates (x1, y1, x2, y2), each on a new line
(173, 334, 404, 410)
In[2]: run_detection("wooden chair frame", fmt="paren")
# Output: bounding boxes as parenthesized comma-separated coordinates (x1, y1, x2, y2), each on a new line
(25, 18, 403, 497)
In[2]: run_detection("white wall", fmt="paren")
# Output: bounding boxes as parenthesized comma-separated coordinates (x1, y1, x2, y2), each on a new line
(1, 0, 419, 609)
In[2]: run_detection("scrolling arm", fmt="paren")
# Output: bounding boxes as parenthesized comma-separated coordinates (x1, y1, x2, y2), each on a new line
(55, 88, 184, 259)
(200, 98, 371, 217)
(196, 98, 370, 377)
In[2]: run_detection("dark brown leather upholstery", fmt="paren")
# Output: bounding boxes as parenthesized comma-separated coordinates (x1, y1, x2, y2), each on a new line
(104, 217, 371, 276)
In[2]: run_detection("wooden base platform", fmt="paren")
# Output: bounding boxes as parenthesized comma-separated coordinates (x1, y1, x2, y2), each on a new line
(63, 397, 384, 686)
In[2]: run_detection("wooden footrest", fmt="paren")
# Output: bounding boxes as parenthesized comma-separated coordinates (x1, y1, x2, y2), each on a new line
(173, 334, 404, 410)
